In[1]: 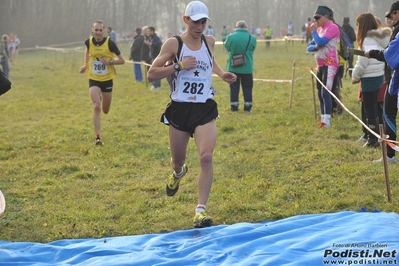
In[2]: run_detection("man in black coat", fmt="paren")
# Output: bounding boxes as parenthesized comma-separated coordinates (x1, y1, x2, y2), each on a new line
(342, 17, 356, 77)
(147, 26, 162, 90)
(130, 27, 144, 82)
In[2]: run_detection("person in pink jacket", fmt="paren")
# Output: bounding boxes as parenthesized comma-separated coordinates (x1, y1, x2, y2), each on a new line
(307, 5, 340, 128)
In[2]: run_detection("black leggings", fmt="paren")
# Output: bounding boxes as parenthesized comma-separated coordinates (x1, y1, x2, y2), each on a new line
(383, 90, 398, 157)
(317, 66, 337, 115)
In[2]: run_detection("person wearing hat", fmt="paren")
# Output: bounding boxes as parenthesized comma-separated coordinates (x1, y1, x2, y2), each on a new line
(130, 27, 144, 82)
(385, 11, 395, 28)
(307, 5, 340, 128)
(365, 1, 399, 163)
(147, 1, 236, 228)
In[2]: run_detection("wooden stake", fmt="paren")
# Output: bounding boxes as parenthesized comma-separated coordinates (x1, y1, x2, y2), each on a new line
(311, 69, 317, 119)
(143, 63, 148, 87)
(289, 61, 296, 108)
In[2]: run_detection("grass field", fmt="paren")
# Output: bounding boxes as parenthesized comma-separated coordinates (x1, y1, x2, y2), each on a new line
(0, 39, 397, 243)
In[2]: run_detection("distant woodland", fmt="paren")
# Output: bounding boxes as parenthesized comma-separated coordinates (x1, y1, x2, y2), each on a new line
(0, 0, 392, 48)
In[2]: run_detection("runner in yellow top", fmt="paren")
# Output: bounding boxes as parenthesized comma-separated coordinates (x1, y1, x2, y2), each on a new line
(79, 20, 125, 145)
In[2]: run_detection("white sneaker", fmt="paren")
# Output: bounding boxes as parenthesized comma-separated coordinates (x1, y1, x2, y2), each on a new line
(150, 86, 160, 91)
(373, 156, 399, 164)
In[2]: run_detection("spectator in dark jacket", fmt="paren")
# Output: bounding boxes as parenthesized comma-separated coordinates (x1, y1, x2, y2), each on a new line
(106, 27, 117, 42)
(342, 17, 357, 77)
(148, 26, 162, 90)
(130, 27, 144, 82)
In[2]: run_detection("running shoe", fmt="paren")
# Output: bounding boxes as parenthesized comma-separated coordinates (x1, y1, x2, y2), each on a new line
(193, 212, 213, 228)
(166, 164, 188, 196)
(150, 86, 161, 91)
(373, 156, 399, 164)
(363, 139, 379, 148)
(95, 138, 103, 146)
(317, 122, 330, 128)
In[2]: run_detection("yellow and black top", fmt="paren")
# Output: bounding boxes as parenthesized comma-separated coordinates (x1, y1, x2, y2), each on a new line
(87, 36, 115, 81)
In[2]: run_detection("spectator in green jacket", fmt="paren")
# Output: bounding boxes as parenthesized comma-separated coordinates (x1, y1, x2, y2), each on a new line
(0, 34, 10, 78)
(224, 20, 257, 112)
(264, 25, 273, 48)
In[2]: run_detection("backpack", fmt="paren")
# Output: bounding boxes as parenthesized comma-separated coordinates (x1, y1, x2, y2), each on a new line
(165, 35, 212, 87)
(174, 34, 211, 60)
(336, 24, 354, 61)
(301, 24, 306, 32)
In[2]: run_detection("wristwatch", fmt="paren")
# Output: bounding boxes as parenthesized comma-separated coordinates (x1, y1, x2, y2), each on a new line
(174, 62, 181, 71)
(109, 60, 114, 65)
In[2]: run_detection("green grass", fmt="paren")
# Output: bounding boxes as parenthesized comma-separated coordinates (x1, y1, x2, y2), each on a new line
(0, 40, 397, 243)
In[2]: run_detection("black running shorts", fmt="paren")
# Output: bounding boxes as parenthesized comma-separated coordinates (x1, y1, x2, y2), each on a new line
(89, 79, 113, 92)
(161, 99, 218, 137)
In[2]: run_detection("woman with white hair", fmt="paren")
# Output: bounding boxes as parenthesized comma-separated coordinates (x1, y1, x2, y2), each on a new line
(224, 20, 257, 112)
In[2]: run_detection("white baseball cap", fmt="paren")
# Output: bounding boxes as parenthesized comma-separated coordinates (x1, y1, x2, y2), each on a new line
(185, 1, 210, 21)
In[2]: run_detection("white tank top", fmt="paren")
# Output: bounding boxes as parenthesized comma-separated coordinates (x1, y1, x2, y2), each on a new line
(169, 40, 214, 103)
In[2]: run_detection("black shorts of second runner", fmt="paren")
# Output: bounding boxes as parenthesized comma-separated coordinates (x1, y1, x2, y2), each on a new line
(161, 99, 219, 137)
(89, 79, 113, 92)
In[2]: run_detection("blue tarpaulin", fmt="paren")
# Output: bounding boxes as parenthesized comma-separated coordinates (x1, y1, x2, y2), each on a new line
(0, 211, 398, 265)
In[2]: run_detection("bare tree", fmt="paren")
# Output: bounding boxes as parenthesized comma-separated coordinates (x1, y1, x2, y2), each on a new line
(0, 0, 393, 48)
